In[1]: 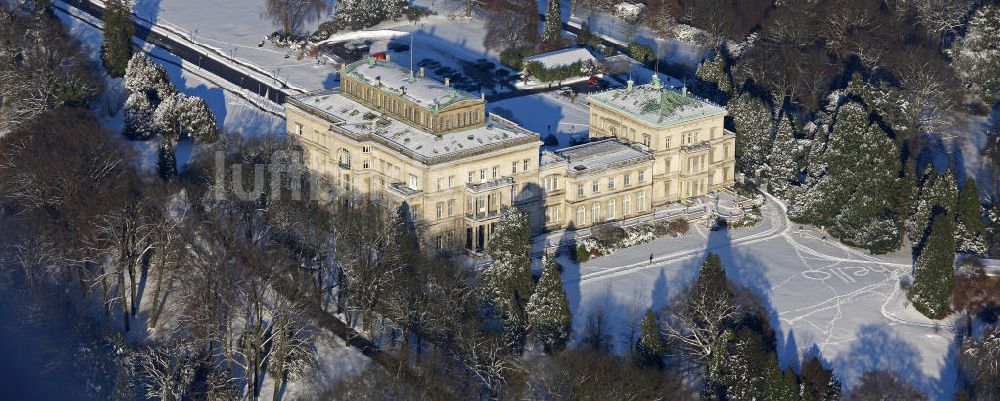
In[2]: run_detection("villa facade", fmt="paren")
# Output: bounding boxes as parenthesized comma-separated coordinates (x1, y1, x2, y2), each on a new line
(284, 58, 736, 252)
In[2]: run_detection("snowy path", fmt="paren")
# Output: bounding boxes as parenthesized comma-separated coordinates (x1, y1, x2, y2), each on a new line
(563, 192, 958, 399)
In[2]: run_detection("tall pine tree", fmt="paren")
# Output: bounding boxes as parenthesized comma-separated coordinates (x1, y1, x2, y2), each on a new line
(907, 168, 958, 254)
(102, 0, 134, 78)
(790, 101, 902, 253)
(729, 91, 774, 178)
(956, 177, 988, 256)
(526, 257, 572, 354)
(486, 207, 534, 353)
(541, 0, 562, 45)
(634, 309, 666, 368)
(768, 111, 798, 197)
(912, 211, 956, 319)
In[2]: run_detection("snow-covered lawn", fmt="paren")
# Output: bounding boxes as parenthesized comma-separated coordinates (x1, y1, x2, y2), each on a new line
(561, 194, 958, 399)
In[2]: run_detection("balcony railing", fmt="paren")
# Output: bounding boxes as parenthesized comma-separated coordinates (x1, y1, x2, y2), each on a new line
(681, 141, 711, 154)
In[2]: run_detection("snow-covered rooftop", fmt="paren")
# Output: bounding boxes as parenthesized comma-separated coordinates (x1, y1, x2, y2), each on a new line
(342, 58, 480, 111)
(587, 81, 726, 128)
(523, 47, 599, 70)
(289, 90, 538, 165)
(554, 139, 652, 175)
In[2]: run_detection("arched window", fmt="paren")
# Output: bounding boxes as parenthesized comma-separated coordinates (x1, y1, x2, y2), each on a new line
(338, 149, 351, 168)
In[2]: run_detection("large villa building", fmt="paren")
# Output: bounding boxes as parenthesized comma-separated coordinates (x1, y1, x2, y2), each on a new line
(284, 57, 736, 252)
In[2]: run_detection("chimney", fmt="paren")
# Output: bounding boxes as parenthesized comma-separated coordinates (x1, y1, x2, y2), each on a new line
(418, 67, 425, 77)
(626, 79, 634, 92)
(444, 77, 450, 87)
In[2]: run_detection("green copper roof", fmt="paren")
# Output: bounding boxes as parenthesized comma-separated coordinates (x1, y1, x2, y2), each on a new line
(588, 83, 726, 128)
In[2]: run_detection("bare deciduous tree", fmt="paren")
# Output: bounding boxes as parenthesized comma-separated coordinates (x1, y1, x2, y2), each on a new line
(263, 0, 328, 36)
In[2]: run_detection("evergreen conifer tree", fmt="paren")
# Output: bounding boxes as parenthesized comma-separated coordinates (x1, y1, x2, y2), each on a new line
(956, 177, 988, 256)
(761, 353, 800, 400)
(526, 257, 571, 354)
(790, 101, 902, 253)
(768, 111, 798, 197)
(695, 50, 732, 98)
(908, 168, 958, 253)
(124, 53, 176, 103)
(912, 211, 957, 318)
(634, 309, 666, 368)
(800, 356, 841, 401)
(541, 0, 562, 45)
(101, 0, 134, 78)
(719, 328, 768, 401)
(894, 158, 918, 242)
(486, 207, 534, 353)
(152, 94, 219, 179)
(728, 91, 774, 178)
(123, 90, 156, 140)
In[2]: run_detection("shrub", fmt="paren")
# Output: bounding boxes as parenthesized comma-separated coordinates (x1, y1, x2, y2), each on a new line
(628, 43, 655, 65)
(591, 223, 627, 248)
(525, 60, 585, 82)
(577, 244, 591, 263)
(668, 219, 689, 236)
(500, 47, 534, 70)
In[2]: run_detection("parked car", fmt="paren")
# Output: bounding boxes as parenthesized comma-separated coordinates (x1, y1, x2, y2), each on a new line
(373, 52, 387, 60)
(557, 86, 574, 97)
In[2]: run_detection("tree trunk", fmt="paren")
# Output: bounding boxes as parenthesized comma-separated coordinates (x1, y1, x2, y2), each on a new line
(148, 253, 167, 328)
(118, 264, 130, 332)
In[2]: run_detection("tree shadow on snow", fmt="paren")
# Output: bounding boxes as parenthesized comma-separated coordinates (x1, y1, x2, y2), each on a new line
(833, 323, 958, 399)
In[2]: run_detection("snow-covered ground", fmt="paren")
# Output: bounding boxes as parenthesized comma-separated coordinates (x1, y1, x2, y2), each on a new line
(55, 3, 285, 173)
(560, 194, 958, 399)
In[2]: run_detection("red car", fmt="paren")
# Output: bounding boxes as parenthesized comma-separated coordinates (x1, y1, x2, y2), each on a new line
(587, 75, 598, 85)
(373, 52, 387, 60)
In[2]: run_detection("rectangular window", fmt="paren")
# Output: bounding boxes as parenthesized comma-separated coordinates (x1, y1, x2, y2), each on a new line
(624, 173, 631, 186)
(642, 134, 651, 147)
(511, 161, 518, 174)
(592, 202, 601, 222)
(435, 235, 443, 250)
(409, 174, 419, 190)
(363, 159, 370, 169)
(665, 136, 671, 149)
(448, 176, 455, 188)
(468, 171, 474, 183)
(294, 123, 303, 135)
(608, 177, 616, 190)
(623, 195, 631, 215)
(665, 158, 672, 173)
(436, 178, 444, 190)
(523, 159, 529, 171)
(448, 199, 455, 216)
(436, 202, 443, 219)
(637, 192, 646, 212)
(362, 145, 371, 153)
(480, 169, 486, 182)
(607, 199, 616, 220)
(592, 180, 600, 193)
(577, 184, 584, 197)
(492, 166, 499, 179)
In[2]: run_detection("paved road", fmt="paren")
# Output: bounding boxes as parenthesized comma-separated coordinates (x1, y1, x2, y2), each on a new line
(58, 0, 291, 105)
(56, 0, 641, 110)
